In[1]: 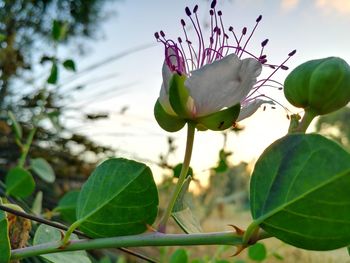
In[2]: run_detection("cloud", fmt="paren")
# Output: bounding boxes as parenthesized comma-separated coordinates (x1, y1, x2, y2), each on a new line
(281, 0, 300, 11)
(315, 0, 350, 14)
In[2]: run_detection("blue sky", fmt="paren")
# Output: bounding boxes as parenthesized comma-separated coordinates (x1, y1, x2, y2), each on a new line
(62, 0, 350, 183)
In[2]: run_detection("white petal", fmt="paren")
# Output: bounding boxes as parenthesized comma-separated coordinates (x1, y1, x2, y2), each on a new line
(159, 62, 176, 115)
(161, 61, 172, 94)
(237, 99, 274, 122)
(184, 54, 262, 117)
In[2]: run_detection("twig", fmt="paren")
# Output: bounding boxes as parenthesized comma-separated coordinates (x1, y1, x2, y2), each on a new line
(0, 204, 157, 263)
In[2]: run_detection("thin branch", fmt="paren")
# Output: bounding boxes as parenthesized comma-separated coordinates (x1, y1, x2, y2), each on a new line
(0, 204, 157, 262)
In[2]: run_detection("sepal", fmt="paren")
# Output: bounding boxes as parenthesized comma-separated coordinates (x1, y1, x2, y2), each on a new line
(196, 103, 240, 131)
(154, 99, 186, 132)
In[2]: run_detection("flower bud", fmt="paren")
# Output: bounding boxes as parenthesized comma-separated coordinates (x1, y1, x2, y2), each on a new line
(284, 57, 350, 115)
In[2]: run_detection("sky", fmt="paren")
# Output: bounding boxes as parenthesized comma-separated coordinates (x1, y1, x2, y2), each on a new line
(61, 0, 350, 184)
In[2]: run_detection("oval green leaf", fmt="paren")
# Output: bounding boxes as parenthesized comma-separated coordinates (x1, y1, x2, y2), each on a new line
(250, 134, 350, 250)
(30, 158, 55, 183)
(75, 158, 159, 237)
(170, 249, 188, 263)
(248, 243, 267, 261)
(0, 206, 10, 263)
(55, 190, 80, 224)
(33, 224, 91, 263)
(5, 167, 35, 198)
(63, 59, 76, 72)
(47, 63, 58, 84)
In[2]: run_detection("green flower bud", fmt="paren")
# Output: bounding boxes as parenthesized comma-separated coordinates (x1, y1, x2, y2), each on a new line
(284, 57, 350, 115)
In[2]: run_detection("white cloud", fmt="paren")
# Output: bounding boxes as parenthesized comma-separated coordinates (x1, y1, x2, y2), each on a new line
(315, 0, 350, 15)
(281, 0, 300, 11)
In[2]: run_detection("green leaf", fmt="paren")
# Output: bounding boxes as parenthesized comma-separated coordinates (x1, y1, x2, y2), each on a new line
(99, 256, 112, 263)
(47, 110, 61, 131)
(34, 224, 91, 263)
(248, 243, 267, 261)
(47, 63, 59, 84)
(169, 74, 191, 118)
(30, 158, 55, 183)
(191, 260, 205, 263)
(52, 20, 61, 40)
(172, 177, 202, 234)
(63, 59, 76, 72)
(173, 163, 193, 178)
(8, 111, 22, 140)
(52, 20, 68, 41)
(32, 191, 43, 216)
(170, 249, 188, 263)
(272, 252, 284, 260)
(75, 158, 159, 237)
(250, 134, 350, 250)
(55, 190, 79, 224)
(5, 167, 35, 198)
(154, 100, 186, 132)
(0, 33, 6, 42)
(0, 201, 10, 263)
(196, 103, 240, 131)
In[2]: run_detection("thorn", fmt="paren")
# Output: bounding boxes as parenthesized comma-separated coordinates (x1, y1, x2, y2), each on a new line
(228, 224, 245, 236)
(231, 245, 245, 257)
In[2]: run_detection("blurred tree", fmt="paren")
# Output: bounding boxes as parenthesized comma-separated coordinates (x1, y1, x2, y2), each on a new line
(315, 106, 350, 150)
(0, 0, 114, 106)
(0, 0, 119, 201)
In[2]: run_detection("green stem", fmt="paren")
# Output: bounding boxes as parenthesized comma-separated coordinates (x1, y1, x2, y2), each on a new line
(62, 221, 82, 245)
(18, 128, 37, 168)
(11, 231, 243, 260)
(158, 122, 196, 232)
(291, 110, 317, 134)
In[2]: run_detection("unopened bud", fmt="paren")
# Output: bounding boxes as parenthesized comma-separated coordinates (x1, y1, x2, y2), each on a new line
(284, 57, 350, 115)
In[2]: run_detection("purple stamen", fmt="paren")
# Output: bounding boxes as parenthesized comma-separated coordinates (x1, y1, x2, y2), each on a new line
(186, 6, 205, 68)
(240, 16, 262, 58)
(156, 3, 296, 116)
(288, 49, 297, 56)
(261, 39, 269, 47)
(249, 53, 295, 97)
(236, 28, 246, 55)
(218, 10, 227, 57)
(185, 7, 191, 16)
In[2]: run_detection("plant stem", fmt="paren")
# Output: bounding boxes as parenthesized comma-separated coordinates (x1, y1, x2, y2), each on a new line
(18, 128, 37, 168)
(11, 231, 243, 260)
(62, 220, 82, 244)
(0, 205, 157, 263)
(297, 109, 317, 133)
(158, 122, 196, 232)
(289, 109, 317, 134)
